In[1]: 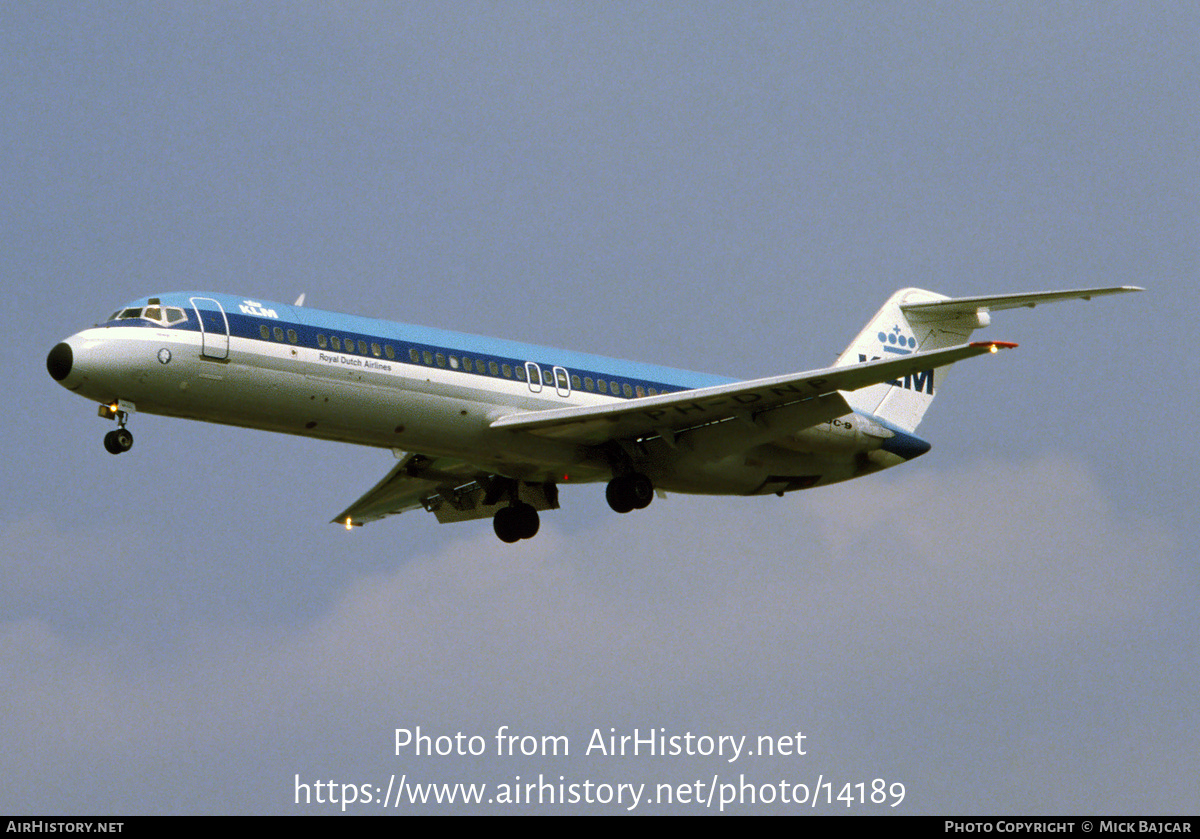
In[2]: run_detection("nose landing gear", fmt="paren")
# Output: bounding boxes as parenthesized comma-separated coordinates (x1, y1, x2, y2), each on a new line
(98, 403, 134, 455)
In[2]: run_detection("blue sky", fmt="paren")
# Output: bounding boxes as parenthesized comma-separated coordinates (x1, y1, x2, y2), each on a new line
(3, 2, 1196, 814)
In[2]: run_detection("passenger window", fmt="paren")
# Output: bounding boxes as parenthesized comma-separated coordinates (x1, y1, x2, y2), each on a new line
(598, 380, 608, 394)
(571, 374, 581, 390)
(585, 377, 595, 391)
(449, 356, 459, 369)
(515, 365, 525, 381)
(423, 350, 433, 365)
(502, 364, 513, 378)
(409, 348, 419, 363)
(372, 342, 381, 357)
(331, 336, 341, 351)
(260, 325, 270, 340)
(318, 334, 328, 349)
(488, 361, 499, 375)
(357, 340, 367, 355)
(288, 329, 298, 344)
(385, 345, 395, 360)
(635, 385, 644, 398)
(463, 357, 473, 372)
(273, 327, 284, 341)
(436, 353, 446, 367)
(623, 383, 633, 398)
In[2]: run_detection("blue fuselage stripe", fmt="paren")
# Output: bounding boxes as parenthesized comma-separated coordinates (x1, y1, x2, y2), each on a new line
(105, 292, 734, 399)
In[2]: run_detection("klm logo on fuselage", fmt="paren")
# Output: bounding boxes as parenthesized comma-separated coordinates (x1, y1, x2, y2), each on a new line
(858, 325, 934, 395)
(240, 300, 279, 319)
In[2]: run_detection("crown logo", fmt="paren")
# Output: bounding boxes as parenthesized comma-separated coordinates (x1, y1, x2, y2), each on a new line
(877, 325, 917, 355)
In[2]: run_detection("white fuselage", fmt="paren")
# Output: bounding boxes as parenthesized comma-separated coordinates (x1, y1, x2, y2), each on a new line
(50, 293, 907, 498)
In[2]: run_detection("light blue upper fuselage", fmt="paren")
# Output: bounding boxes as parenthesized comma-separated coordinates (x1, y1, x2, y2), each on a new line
(105, 291, 735, 400)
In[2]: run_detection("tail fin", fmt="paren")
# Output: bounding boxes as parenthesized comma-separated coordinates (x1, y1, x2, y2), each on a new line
(835, 285, 1142, 432)
(835, 288, 982, 432)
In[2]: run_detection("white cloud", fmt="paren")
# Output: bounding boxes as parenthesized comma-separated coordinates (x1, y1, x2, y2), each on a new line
(2, 455, 1192, 813)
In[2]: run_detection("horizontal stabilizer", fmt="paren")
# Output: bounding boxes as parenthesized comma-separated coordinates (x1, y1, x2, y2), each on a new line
(901, 286, 1142, 320)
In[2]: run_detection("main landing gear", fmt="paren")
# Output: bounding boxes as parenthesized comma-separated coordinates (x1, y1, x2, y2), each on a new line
(606, 473, 653, 514)
(486, 473, 652, 543)
(493, 503, 540, 543)
(99, 404, 133, 455)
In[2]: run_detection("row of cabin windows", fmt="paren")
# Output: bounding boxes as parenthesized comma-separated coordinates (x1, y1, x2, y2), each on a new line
(258, 324, 660, 398)
(261, 324, 301, 344)
(402, 349, 660, 397)
(259, 325, 393, 359)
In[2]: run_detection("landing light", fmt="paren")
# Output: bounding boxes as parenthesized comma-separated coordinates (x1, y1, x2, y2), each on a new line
(345, 518, 353, 531)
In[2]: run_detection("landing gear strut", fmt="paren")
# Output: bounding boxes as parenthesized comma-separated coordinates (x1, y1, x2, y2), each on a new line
(493, 503, 540, 543)
(606, 473, 653, 513)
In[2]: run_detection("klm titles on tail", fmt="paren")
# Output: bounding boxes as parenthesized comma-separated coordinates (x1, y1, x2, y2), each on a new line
(858, 324, 934, 395)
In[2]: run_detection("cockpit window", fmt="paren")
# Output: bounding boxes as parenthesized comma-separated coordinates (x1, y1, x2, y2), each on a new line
(109, 306, 188, 325)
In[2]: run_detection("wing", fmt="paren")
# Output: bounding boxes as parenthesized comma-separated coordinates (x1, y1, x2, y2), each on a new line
(331, 453, 480, 526)
(332, 453, 559, 527)
(489, 340, 1015, 444)
(337, 341, 1013, 527)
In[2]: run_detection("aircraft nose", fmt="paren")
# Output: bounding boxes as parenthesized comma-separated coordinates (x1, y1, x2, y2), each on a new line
(47, 342, 73, 381)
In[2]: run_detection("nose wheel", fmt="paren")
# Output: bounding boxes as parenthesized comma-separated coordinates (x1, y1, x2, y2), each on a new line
(103, 427, 133, 455)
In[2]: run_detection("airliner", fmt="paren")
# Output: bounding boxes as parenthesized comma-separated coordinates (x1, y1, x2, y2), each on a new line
(46, 286, 1139, 542)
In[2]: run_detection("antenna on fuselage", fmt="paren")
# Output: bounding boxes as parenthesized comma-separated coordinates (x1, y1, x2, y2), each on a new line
(294, 293, 306, 307)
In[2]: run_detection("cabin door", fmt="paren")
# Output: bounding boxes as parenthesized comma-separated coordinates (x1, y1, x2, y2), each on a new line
(190, 297, 230, 360)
